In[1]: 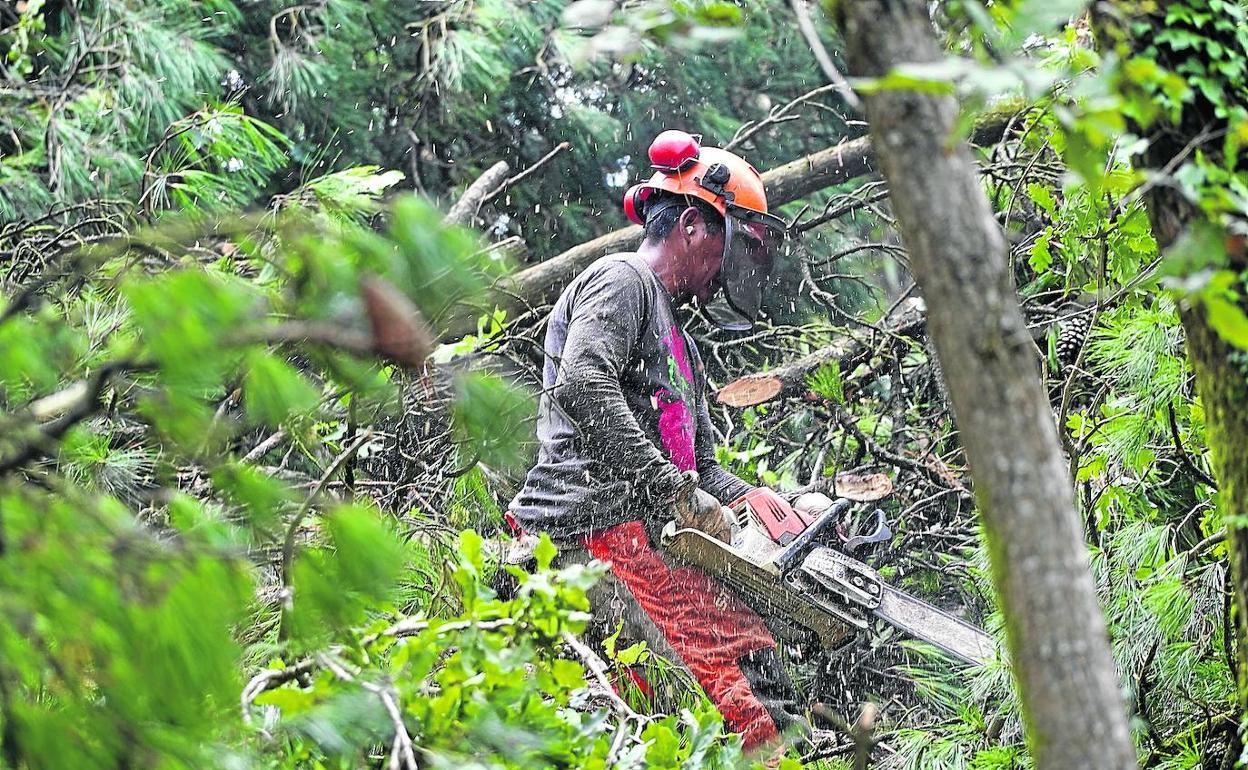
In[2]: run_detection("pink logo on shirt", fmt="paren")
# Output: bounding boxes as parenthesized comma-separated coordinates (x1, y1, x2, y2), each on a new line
(655, 326, 697, 470)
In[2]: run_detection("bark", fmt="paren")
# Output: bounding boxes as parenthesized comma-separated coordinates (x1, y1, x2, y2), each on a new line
(1138, 143, 1248, 714)
(1088, 0, 1248, 713)
(715, 297, 926, 408)
(437, 113, 1014, 342)
(1179, 303, 1248, 712)
(832, 1, 1137, 768)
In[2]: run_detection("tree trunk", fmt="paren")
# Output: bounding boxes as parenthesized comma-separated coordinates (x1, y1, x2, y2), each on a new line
(1180, 304, 1248, 711)
(1137, 146, 1248, 716)
(1089, 0, 1248, 720)
(831, 1, 1137, 767)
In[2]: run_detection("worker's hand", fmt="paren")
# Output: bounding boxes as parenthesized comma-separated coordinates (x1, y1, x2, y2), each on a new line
(672, 471, 733, 542)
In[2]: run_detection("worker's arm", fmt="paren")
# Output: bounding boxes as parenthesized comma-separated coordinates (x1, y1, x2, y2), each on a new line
(551, 263, 687, 508)
(694, 394, 754, 503)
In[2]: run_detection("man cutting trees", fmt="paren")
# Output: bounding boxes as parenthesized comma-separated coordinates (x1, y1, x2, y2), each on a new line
(508, 130, 805, 751)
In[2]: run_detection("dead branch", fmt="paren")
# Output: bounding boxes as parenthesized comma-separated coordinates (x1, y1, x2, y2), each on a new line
(789, 0, 862, 110)
(444, 160, 510, 226)
(482, 141, 572, 204)
(0, 360, 140, 476)
(726, 84, 841, 151)
(437, 107, 1015, 342)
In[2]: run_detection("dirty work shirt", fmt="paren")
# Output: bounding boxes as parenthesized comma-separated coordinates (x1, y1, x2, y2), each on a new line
(509, 254, 752, 541)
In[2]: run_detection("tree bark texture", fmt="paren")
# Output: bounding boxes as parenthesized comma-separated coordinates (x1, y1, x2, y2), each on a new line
(1179, 304, 1248, 711)
(832, 1, 1137, 767)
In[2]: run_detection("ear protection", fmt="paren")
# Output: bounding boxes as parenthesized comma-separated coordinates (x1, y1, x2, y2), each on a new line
(622, 184, 652, 226)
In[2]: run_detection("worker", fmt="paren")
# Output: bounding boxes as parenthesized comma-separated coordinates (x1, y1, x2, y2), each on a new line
(508, 130, 804, 752)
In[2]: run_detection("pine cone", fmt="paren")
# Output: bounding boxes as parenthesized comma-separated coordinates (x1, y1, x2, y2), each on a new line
(1055, 305, 1093, 367)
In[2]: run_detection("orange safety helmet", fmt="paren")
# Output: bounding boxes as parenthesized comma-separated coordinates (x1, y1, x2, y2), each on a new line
(622, 130, 786, 330)
(622, 130, 774, 224)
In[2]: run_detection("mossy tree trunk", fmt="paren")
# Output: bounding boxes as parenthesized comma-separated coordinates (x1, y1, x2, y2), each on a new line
(1139, 178, 1248, 715)
(1180, 303, 1248, 711)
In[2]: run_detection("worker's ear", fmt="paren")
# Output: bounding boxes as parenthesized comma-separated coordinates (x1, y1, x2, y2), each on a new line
(678, 207, 701, 240)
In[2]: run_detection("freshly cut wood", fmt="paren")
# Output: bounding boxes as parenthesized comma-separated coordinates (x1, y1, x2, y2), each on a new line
(831, 472, 893, 502)
(437, 109, 1013, 342)
(715, 298, 926, 408)
(715, 377, 784, 408)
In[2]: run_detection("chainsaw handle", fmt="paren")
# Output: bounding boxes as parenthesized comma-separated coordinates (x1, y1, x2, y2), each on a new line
(775, 498, 852, 575)
(841, 508, 892, 553)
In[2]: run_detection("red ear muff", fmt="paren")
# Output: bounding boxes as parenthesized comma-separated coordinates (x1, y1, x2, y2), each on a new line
(622, 184, 651, 225)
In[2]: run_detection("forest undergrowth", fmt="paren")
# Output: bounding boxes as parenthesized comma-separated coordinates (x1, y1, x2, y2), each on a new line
(1, 1, 1245, 769)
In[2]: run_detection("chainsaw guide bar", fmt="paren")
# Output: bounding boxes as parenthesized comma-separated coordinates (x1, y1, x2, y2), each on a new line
(661, 520, 995, 666)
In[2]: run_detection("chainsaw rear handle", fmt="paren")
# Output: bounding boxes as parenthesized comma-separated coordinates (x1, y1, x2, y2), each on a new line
(774, 498, 852, 575)
(840, 508, 891, 553)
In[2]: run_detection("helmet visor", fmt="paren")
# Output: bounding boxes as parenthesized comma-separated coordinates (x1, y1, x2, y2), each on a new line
(704, 208, 784, 330)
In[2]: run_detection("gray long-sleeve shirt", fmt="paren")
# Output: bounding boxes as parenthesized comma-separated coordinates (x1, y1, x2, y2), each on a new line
(509, 255, 752, 542)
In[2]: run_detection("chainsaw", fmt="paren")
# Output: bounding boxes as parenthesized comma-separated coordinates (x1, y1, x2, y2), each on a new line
(660, 490, 995, 666)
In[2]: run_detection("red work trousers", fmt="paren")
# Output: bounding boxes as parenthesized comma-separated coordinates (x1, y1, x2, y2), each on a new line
(575, 520, 803, 752)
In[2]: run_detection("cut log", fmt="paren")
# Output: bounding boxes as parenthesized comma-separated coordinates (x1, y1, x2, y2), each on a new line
(715, 298, 926, 408)
(436, 109, 1015, 343)
(831, 471, 893, 502)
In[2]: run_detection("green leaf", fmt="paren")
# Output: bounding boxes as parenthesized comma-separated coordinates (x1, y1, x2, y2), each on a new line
(212, 461, 292, 531)
(1003, 0, 1090, 49)
(253, 687, 317, 714)
(325, 503, 407, 599)
(534, 533, 557, 571)
(855, 61, 962, 96)
(1029, 226, 1055, 273)
(550, 658, 586, 690)
(615, 640, 649, 666)
(243, 349, 321, 427)
(124, 269, 258, 386)
(459, 529, 485, 573)
(642, 720, 681, 768)
(452, 371, 535, 472)
(1204, 293, 1248, 350)
(1027, 183, 1057, 218)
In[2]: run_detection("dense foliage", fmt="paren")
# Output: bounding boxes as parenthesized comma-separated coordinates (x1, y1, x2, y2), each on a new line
(3, 0, 1248, 768)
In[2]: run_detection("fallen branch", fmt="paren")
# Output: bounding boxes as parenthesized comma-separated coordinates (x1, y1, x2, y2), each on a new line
(482, 141, 572, 204)
(444, 160, 510, 226)
(241, 658, 318, 726)
(437, 107, 1015, 342)
(0, 360, 140, 476)
(821, 397, 971, 499)
(715, 298, 926, 408)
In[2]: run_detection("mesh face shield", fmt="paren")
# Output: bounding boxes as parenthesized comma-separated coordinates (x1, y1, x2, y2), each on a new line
(702, 207, 785, 331)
